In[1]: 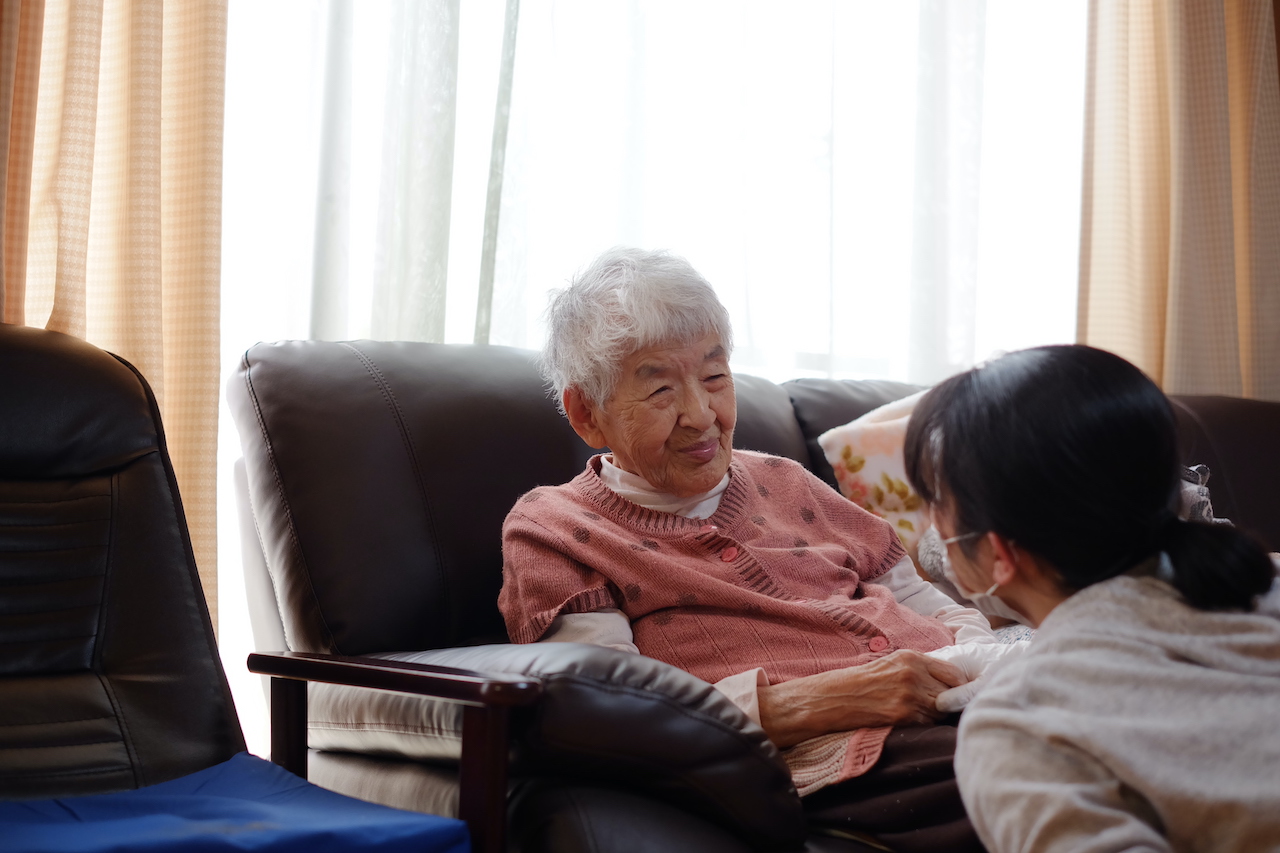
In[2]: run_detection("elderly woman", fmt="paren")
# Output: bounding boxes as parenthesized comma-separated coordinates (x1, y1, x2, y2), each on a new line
(903, 344, 1280, 852)
(498, 248, 1007, 853)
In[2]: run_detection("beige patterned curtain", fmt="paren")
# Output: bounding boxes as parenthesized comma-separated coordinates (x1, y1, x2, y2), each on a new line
(0, 0, 43, 310)
(1079, 0, 1280, 400)
(0, 0, 226, 627)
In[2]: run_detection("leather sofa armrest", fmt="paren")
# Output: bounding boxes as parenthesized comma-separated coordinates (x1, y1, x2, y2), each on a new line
(301, 642, 806, 851)
(248, 650, 542, 706)
(249, 650, 540, 853)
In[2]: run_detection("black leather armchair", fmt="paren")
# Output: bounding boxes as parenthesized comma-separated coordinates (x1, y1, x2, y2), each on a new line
(0, 324, 532, 853)
(0, 323, 244, 798)
(228, 339, 1280, 853)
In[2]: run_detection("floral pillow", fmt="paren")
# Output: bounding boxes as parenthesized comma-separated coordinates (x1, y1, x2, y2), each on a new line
(817, 391, 929, 556)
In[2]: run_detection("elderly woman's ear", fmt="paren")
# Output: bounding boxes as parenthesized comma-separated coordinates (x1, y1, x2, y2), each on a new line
(563, 387, 609, 449)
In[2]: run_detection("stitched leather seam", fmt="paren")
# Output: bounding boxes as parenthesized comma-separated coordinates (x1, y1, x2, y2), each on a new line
(241, 350, 336, 652)
(0, 496, 111, 505)
(0, 766, 129, 780)
(340, 343, 453, 636)
(0, 572, 105, 588)
(0, 544, 106, 554)
(0, 739, 125, 750)
(0, 601, 102, 617)
(567, 787, 600, 853)
(0, 519, 112, 530)
(0, 715, 118, 728)
(0, 633, 96, 646)
(93, 471, 141, 789)
(0, 542, 108, 552)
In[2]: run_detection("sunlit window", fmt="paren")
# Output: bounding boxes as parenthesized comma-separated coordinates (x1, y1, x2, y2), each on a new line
(219, 0, 1088, 754)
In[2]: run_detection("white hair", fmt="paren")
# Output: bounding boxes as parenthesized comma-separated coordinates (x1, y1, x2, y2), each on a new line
(540, 247, 734, 411)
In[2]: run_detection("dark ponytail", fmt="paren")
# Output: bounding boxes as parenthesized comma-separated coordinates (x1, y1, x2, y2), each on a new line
(1161, 519, 1274, 610)
(905, 345, 1276, 612)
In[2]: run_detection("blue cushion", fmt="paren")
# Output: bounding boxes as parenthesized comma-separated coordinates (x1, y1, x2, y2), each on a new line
(0, 752, 469, 853)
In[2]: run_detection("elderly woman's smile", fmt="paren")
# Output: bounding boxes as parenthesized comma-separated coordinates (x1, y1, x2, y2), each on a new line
(564, 333, 736, 499)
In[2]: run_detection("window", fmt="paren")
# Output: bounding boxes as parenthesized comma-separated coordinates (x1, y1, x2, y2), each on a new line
(219, 0, 1088, 752)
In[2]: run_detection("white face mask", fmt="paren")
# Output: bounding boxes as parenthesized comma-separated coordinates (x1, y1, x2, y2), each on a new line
(938, 530, 1027, 624)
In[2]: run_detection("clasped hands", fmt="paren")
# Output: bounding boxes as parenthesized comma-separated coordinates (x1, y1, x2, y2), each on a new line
(757, 643, 1025, 748)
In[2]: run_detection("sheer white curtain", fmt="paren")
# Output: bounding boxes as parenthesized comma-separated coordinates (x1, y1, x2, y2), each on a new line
(489, 1, 1087, 383)
(219, 0, 1087, 754)
(223, 0, 1086, 376)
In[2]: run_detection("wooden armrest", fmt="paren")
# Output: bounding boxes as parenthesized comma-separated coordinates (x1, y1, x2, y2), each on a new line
(248, 650, 538, 853)
(247, 650, 542, 706)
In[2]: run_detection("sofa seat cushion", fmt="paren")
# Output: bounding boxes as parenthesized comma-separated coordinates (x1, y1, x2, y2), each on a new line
(307, 642, 805, 850)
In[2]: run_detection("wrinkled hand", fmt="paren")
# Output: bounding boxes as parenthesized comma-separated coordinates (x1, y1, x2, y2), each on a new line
(758, 649, 966, 747)
(927, 640, 1030, 713)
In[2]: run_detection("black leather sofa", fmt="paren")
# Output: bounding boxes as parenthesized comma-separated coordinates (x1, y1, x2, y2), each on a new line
(228, 339, 1280, 853)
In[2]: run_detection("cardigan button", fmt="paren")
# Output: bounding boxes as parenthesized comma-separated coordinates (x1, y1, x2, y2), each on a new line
(700, 524, 717, 533)
(869, 636, 889, 653)
(720, 546, 739, 562)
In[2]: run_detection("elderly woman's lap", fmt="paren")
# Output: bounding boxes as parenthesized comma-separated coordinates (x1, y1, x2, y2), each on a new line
(803, 723, 985, 853)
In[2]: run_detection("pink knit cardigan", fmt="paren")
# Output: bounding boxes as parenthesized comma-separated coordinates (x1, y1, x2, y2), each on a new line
(499, 451, 954, 685)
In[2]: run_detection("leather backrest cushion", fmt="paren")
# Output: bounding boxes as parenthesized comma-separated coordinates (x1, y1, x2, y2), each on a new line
(95, 454, 247, 785)
(1, 325, 243, 796)
(0, 324, 157, 478)
(782, 378, 926, 488)
(731, 374, 812, 466)
(1171, 395, 1280, 551)
(307, 643, 805, 851)
(1, 461, 245, 798)
(229, 341, 597, 654)
(0, 478, 111, 677)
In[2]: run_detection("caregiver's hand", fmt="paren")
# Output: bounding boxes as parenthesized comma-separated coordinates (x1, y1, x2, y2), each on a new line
(927, 640, 1030, 713)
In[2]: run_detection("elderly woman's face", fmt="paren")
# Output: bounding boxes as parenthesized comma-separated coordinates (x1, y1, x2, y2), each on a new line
(566, 333, 736, 498)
